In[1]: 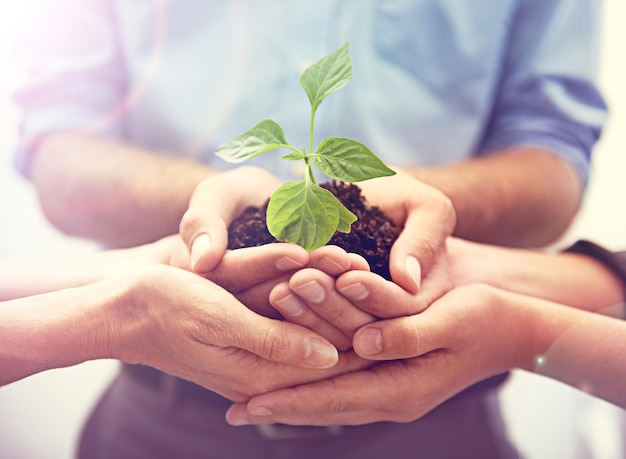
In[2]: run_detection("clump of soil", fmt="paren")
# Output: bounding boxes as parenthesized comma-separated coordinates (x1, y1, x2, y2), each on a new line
(228, 181, 400, 280)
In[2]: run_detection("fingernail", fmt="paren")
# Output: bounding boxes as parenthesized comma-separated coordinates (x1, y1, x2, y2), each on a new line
(355, 328, 382, 356)
(249, 406, 273, 416)
(405, 256, 421, 291)
(275, 256, 305, 271)
(338, 282, 369, 301)
(274, 293, 306, 317)
(293, 281, 325, 304)
(228, 414, 251, 426)
(191, 233, 211, 270)
(305, 338, 338, 368)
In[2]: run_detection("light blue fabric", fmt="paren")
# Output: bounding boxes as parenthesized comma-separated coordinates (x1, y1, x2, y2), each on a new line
(13, 0, 606, 184)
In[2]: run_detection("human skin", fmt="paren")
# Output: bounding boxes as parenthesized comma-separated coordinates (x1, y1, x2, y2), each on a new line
(181, 169, 455, 296)
(409, 147, 582, 247)
(226, 248, 626, 425)
(30, 133, 581, 288)
(446, 237, 626, 314)
(181, 151, 579, 299)
(227, 284, 626, 426)
(0, 241, 384, 399)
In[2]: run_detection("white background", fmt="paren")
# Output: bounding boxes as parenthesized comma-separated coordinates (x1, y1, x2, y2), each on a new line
(0, 1, 625, 458)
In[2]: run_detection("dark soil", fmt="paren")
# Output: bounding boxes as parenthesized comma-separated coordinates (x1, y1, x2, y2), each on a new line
(227, 181, 400, 280)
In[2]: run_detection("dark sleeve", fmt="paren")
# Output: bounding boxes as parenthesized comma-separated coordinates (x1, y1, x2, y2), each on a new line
(565, 240, 626, 319)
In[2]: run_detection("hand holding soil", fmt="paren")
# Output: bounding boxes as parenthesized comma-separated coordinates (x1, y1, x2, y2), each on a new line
(179, 166, 281, 274)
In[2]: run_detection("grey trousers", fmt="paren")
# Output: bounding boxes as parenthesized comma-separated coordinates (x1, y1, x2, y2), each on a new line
(77, 367, 521, 459)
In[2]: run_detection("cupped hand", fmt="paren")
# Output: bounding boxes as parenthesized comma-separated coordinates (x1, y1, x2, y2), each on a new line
(270, 245, 452, 348)
(179, 166, 280, 274)
(357, 169, 456, 296)
(226, 283, 529, 425)
(113, 264, 373, 403)
(149, 234, 310, 317)
(168, 235, 371, 320)
(270, 245, 372, 348)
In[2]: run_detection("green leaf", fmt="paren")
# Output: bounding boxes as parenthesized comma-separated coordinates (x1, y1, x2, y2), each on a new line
(299, 43, 352, 114)
(216, 119, 289, 163)
(266, 181, 341, 251)
(282, 151, 306, 161)
(336, 200, 357, 233)
(312, 137, 396, 182)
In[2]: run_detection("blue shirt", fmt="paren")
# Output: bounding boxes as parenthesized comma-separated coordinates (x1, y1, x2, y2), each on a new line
(13, 0, 606, 184)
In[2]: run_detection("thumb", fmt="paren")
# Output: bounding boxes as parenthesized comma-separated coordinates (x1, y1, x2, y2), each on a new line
(352, 312, 447, 360)
(389, 198, 455, 294)
(180, 212, 229, 274)
(235, 313, 339, 369)
(179, 175, 237, 273)
(180, 167, 280, 274)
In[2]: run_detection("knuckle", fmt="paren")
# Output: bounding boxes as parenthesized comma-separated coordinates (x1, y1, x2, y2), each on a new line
(410, 185, 456, 233)
(429, 191, 456, 231)
(326, 398, 353, 414)
(414, 234, 440, 265)
(372, 296, 392, 318)
(366, 298, 394, 318)
(393, 321, 430, 357)
(323, 380, 353, 414)
(318, 299, 347, 323)
(260, 328, 291, 363)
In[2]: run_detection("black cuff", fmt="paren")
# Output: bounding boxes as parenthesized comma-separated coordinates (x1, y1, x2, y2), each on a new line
(564, 240, 626, 319)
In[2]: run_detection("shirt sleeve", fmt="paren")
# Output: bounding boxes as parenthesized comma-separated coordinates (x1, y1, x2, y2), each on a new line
(12, 0, 126, 177)
(479, 0, 607, 185)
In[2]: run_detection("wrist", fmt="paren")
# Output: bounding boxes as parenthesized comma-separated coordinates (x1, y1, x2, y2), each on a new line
(103, 268, 156, 365)
(500, 290, 579, 372)
(473, 285, 540, 373)
(0, 277, 132, 385)
(447, 238, 516, 289)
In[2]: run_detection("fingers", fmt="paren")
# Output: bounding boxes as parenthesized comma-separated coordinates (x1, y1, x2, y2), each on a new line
(208, 243, 309, 292)
(402, 250, 453, 311)
(225, 372, 383, 426)
(270, 282, 353, 349)
(225, 362, 422, 426)
(269, 246, 374, 348)
(180, 204, 230, 274)
(388, 190, 456, 294)
(180, 167, 279, 273)
(222, 301, 341, 370)
(308, 245, 370, 276)
(352, 307, 450, 360)
(336, 270, 429, 318)
(356, 170, 456, 295)
(234, 276, 291, 319)
(143, 266, 341, 370)
(188, 349, 372, 403)
(272, 268, 377, 343)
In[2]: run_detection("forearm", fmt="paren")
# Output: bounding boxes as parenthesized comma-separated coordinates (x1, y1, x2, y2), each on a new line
(29, 133, 216, 247)
(512, 292, 626, 409)
(411, 147, 583, 247)
(449, 238, 625, 313)
(0, 279, 129, 385)
(0, 238, 174, 301)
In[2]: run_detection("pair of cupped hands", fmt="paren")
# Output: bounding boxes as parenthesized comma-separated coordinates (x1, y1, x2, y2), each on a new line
(129, 166, 510, 427)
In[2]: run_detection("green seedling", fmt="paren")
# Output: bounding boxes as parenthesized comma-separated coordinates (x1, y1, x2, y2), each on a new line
(216, 43, 396, 251)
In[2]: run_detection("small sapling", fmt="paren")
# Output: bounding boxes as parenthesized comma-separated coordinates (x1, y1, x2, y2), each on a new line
(216, 43, 395, 251)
